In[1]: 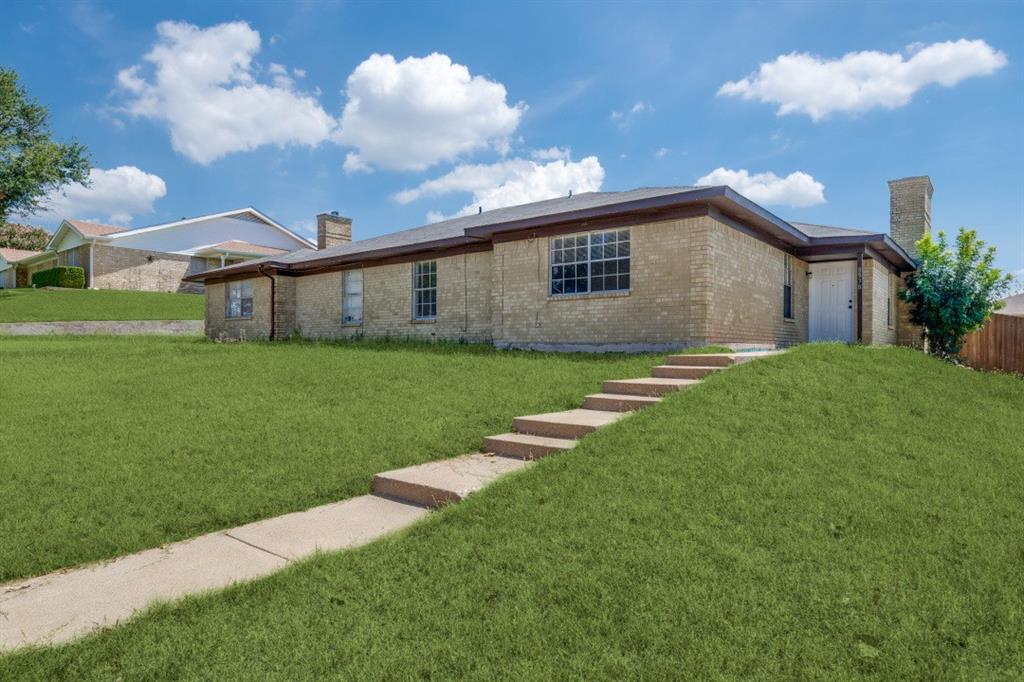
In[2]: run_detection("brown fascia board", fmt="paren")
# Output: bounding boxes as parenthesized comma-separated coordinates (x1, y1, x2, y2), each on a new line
(798, 233, 916, 272)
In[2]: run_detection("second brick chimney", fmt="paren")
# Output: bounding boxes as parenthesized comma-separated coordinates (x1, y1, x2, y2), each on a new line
(317, 212, 352, 250)
(888, 176, 932, 261)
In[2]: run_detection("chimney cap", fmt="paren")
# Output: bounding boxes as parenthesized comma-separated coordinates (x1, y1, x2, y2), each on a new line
(888, 175, 933, 193)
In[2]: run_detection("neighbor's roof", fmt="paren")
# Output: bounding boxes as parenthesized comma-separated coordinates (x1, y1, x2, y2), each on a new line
(0, 247, 44, 263)
(1000, 292, 1024, 316)
(187, 186, 917, 282)
(66, 219, 127, 236)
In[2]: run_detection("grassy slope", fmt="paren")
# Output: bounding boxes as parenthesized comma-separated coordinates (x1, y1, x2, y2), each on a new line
(0, 288, 203, 321)
(3, 345, 1021, 679)
(0, 336, 658, 581)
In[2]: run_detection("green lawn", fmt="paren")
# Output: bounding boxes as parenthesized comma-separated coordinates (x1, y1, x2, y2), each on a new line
(0, 288, 203, 322)
(0, 336, 659, 582)
(2, 343, 1021, 679)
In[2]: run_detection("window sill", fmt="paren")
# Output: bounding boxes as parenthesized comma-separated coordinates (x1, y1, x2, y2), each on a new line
(411, 318, 437, 324)
(547, 290, 630, 302)
(783, 317, 796, 323)
(341, 322, 363, 328)
(225, 316, 254, 322)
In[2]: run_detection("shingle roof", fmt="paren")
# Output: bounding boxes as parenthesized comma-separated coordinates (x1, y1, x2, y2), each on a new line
(66, 219, 127, 236)
(789, 221, 877, 238)
(272, 187, 702, 266)
(0, 247, 43, 263)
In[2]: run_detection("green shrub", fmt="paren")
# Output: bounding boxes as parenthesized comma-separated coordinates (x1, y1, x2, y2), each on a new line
(31, 266, 85, 289)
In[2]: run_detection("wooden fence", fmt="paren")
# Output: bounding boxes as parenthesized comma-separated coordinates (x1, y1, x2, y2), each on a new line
(961, 313, 1024, 374)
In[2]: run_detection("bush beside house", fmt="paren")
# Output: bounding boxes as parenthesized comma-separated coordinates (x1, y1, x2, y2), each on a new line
(31, 266, 85, 289)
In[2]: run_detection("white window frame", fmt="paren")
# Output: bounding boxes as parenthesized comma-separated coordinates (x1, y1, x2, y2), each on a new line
(549, 228, 630, 297)
(412, 260, 437, 320)
(225, 280, 254, 319)
(343, 269, 364, 325)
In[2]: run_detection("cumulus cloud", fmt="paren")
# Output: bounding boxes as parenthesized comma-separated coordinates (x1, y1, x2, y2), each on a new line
(531, 146, 571, 161)
(29, 166, 167, 225)
(396, 156, 604, 220)
(117, 20, 336, 164)
(719, 39, 1007, 120)
(336, 53, 526, 172)
(696, 168, 825, 207)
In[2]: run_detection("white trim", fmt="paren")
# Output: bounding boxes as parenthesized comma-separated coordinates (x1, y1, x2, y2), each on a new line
(88, 240, 95, 289)
(106, 208, 314, 248)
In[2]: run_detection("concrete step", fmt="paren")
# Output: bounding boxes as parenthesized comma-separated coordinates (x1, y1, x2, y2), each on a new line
(483, 432, 577, 460)
(582, 393, 661, 412)
(666, 350, 782, 367)
(372, 453, 530, 508)
(602, 377, 699, 397)
(513, 408, 624, 439)
(666, 353, 737, 367)
(651, 364, 720, 379)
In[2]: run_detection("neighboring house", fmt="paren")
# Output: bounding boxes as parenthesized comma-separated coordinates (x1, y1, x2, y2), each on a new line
(999, 292, 1024, 316)
(0, 248, 45, 288)
(187, 177, 933, 351)
(13, 209, 313, 293)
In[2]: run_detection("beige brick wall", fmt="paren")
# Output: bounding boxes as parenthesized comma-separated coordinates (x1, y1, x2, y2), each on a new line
(862, 258, 898, 345)
(294, 250, 493, 342)
(706, 219, 808, 346)
(57, 245, 90, 284)
(91, 244, 198, 293)
(204, 278, 273, 340)
(896, 272, 924, 348)
(492, 216, 711, 348)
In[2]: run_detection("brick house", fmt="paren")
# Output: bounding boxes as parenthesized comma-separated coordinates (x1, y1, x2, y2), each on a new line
(186, 177, 932, 350)
(12, 208, 313, 293)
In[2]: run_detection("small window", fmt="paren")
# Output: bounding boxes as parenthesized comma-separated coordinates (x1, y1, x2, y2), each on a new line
(343, 269, 363, 324)
(225, 280, 254, 319)
(550, 229, 630, 296)
(783, 254, 793, 319)
(412, 261, 437, 320)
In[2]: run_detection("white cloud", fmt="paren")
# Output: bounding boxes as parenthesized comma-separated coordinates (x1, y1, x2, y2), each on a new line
(117, 20, 337, 164)
(696, 168, 825, 207)
(655, 147, 670, 159)
(336, 53, 526, 172)
(28, 166, 167, 225)
(531, 146, 571, 161)
(395, 156, 604, 220)
(719, 39, 1007, 121)
(610, 101, 650, 128)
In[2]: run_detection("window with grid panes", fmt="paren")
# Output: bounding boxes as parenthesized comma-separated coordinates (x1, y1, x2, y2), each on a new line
(549, 228, 630, 296)
(412, 260, 437, 320)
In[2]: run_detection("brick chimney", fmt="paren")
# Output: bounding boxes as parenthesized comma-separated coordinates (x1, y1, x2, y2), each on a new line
(316, 212, 352, 250)
(888, 176, 933, 261)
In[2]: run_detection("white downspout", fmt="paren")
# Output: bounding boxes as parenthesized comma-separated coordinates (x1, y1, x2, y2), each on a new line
(220, 254, 226, 267)
(88, 240, 95, 288)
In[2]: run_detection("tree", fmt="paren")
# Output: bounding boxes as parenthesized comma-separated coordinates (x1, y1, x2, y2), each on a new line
(0, 222, 50, 250)
(900, 228, 1014, 359)
(0, 68, 90, 225)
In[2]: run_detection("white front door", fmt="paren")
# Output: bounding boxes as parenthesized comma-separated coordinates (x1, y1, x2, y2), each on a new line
(809, 261, 855, 342)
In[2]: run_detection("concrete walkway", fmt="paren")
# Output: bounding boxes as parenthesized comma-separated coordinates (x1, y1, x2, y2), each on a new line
(0, 350, 782, 651)
(0, 320, 203, 335)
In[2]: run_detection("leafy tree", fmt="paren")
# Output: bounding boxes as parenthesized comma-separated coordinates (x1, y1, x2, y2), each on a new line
(900, 228, 1013, 358)
(0, 68, 90, 225)
(0, 222, 50, 250)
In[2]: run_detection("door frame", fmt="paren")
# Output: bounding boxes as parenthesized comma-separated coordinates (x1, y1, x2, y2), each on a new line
(809, 259, 857, 343)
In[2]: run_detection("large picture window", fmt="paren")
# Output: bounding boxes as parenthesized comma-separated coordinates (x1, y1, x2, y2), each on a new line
(226, 280, 253, 319)
(343, 269, 363, 324)
(550, 228, 630, 296)
(783, 254, 793, 319)
(412, 260, 437, 320)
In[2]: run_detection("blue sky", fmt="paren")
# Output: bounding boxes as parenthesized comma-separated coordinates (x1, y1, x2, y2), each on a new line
(3, 0, 1022, 275)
